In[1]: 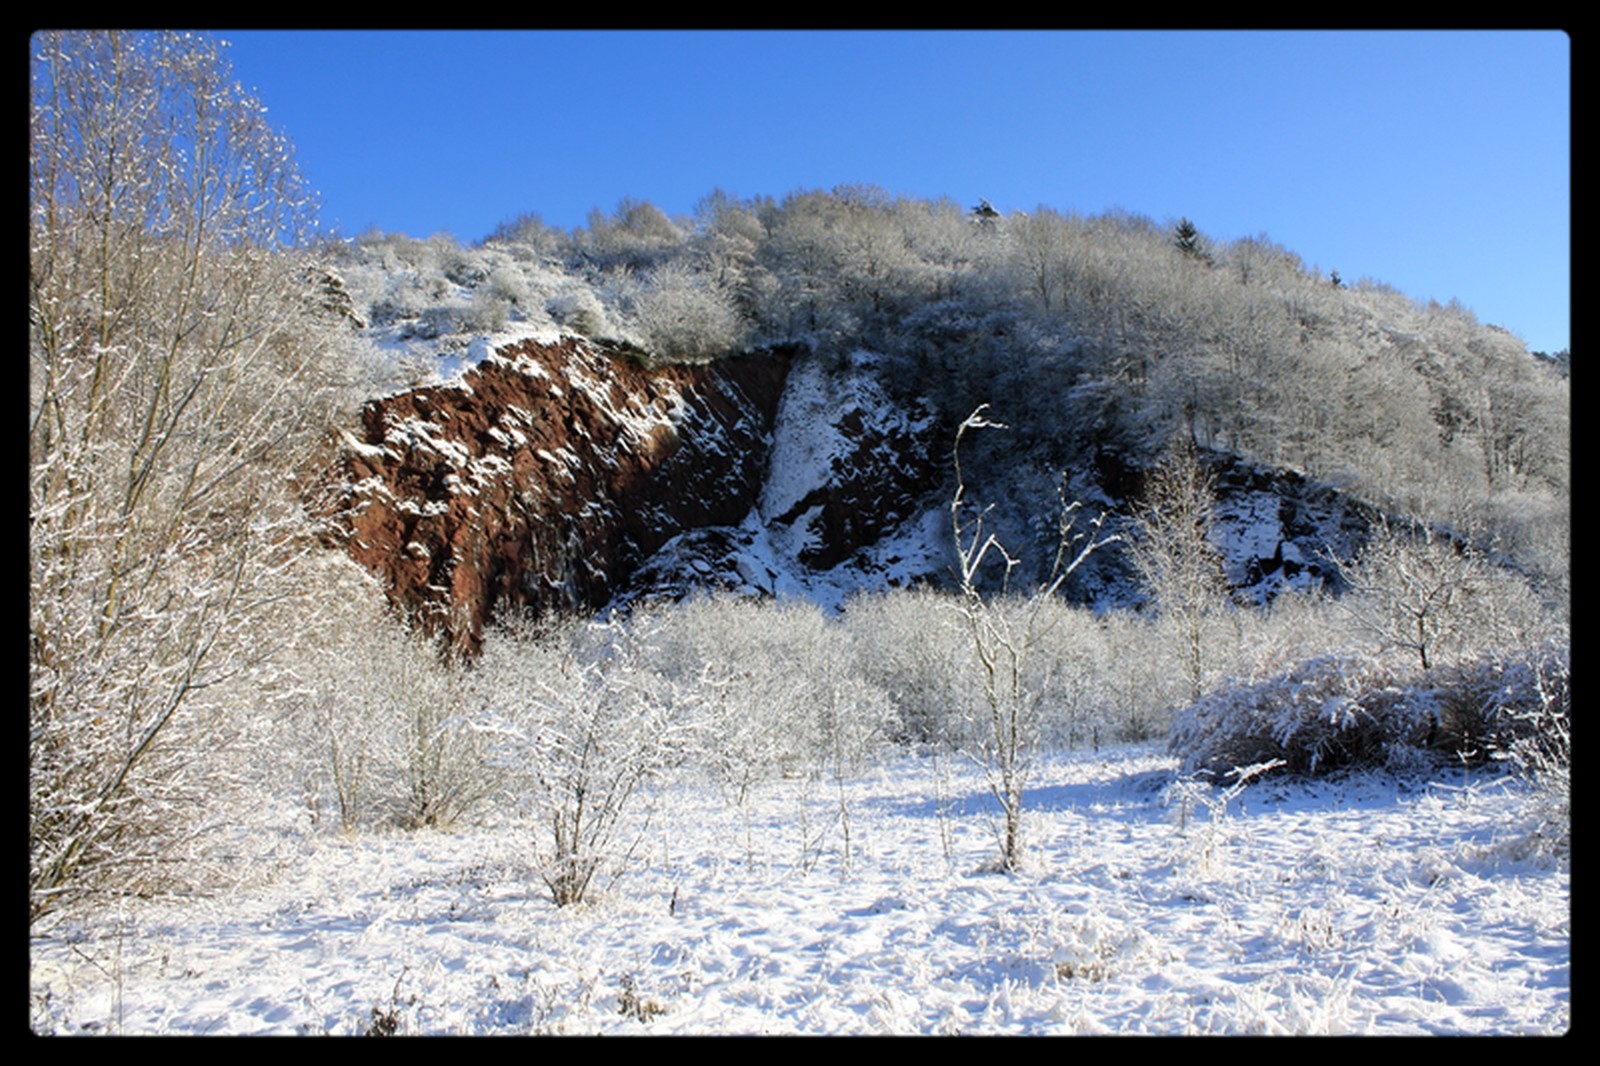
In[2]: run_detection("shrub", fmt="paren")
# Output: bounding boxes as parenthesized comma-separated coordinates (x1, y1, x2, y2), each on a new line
(1169, 655, 1424, 778)
(1126, 441, 1228, 701)
(483, 265, 531, 308)
(475, 617, 691, 906)
(1503, 647, 1571, 858)
(367, 269, 451, 327)
(1168, 642, 1570, 779)
(575, 197, 686, 271)
(546, 286, 612, 338)
(393, 661, 500, 831)
(639, 595, 893, 791)
(843, 587, 973, 747)
(283, 570, 501, 835)
(459, 293, 510, 333)
(629, 262, 745, 362)
(482, 211, 568, 260)
(1430, 643, 1570, 761)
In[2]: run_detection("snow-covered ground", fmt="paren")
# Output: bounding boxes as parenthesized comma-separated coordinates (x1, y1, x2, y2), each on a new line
(29, 744, 1568, 1035)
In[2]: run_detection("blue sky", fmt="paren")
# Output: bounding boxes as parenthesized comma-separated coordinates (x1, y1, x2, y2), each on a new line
(218, 29, 1570, 354)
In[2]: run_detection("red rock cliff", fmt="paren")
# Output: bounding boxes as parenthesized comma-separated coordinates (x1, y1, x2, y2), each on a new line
(330, 337, 793, 653)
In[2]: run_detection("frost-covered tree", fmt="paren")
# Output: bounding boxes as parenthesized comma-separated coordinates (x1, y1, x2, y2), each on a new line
(949, 408, 1114, 871)
(1128, 441, 1228, 701)
(688, 187, 769, 309)
(629, 260, 747, 362)
(1005, 206, 1077, 317)
(1338, 519, 1544, 672)
(29, 30, 349, 920)
(575, 197, 686, 271)
(482, 210, 568, 260)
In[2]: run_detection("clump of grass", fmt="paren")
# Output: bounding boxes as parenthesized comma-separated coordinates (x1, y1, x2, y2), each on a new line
(616, 973, 667, 1023)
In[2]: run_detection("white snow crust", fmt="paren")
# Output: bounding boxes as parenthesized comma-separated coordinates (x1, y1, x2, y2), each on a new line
(29, 745, 1568, 1035)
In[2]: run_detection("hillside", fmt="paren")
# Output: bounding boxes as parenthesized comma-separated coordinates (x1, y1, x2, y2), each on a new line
(315, 191, 1570, 654)
(327, 330, 1391, 653)
(324, 189, 1569, 623)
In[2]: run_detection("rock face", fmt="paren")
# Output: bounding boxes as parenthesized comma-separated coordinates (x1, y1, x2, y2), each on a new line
(759, 353, 941, 572)
(1079, 448, 1376, 610)
(614, 351, 948, 608)
(327, 336, 1376, 652)
(1205, 454, 1373, 601)
(330, 337, 792, 653)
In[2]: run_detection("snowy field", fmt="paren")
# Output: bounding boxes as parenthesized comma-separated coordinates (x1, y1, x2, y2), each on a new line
(29, 743, 1568, 1036)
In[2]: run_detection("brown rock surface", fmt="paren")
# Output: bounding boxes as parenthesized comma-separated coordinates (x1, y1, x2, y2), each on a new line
(328, 337, 792, 653)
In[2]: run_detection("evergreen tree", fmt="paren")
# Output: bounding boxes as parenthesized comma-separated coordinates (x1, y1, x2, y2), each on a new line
(1174, 217, 1207, 262)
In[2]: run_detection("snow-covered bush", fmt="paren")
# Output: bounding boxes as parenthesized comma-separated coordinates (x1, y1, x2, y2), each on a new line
(1227, 588, 1344, 683)
(1169, 655, 1423, 778)
(457, 291, 509, 333)
(352, 641, 496, 832)
(283, 571, 501, 834)
(1425, 643, 1569, 764)
(638, 595, 894, 791)
(366, 269, 452, 327)
(1050, 912, 1169, 983)
(810, 673, 898, 782)
(393, 658, 500, 831)
(475, 617, 692, 906)
(483, 264, 531, 309)
(435, 241, 496, 287)
(1503, 646, 1571, 859)
(1126, 441, 1229, 701)
(546, 285, 613, 338)
(1168, 642, 1570, 780)
(629, 261, 746, 363)
(847, 588, 1201, 752)
(1088, 610, 1190, 743)
(694, 661, 816, 801)
(1011, 597, 1120, 750)
(482, 210, 569, 261)
(350, 228, 440, 274)
(843, 587, 972, 746)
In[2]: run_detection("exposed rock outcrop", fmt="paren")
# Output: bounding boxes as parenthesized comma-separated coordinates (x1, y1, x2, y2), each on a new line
(326, 336, 1378, 653)
(1205, 454, 1372, 600)
(329, 337, 792, 653)
(1077, 448, 1376, 609)
(759, 353, 941, 572)
(614, 351, 948, 608)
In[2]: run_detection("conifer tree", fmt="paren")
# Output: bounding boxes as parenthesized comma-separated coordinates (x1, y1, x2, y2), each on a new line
(1174, 217, 1206, 261)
